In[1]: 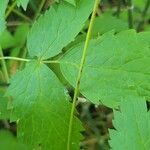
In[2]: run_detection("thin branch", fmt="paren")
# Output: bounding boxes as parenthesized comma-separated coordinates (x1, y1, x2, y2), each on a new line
(0, 57, 61, 65)
(7, 21, 30, 26)
(5, 0, 17, 19)
(10, 7, 32, 23)
(66, 0, 100, 149)
(0, 47, 9, 83)
(1, 1, 19, 84)
(137, 0, 150, 31)
(19, 48, 28, 69)
(127, 0, 134, 29)
(42, 60, 60, 64)
(117, 0, 121, 18)
(0, 56, 30, 62)
(34, 0, 46, 20)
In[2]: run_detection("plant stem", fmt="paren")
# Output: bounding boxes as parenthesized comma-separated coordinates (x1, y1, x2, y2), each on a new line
(0, 48, 10, 129)
(34, 0, 45, 20)
(0, 56, 30, 62)
(10, 7, 32, 23)
(29, 0, 38, 13)
(137, 0, 150, 31)
(0, 56, 60, 64)
(19, 48, 28, 69)
(0, 46, 9, 83)
(117, 0, 121, 18)
(127, 0, 134, 29)
(5, 0, 17, 19)
(7, 21, 30, 26)
(2, 1, 18, 83)
(42, 60, 60, 64)
(66, 0, 100, 149)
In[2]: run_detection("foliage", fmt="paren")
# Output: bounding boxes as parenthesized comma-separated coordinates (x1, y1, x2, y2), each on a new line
(0, 0, 8, 35)
(64, 0, 76, 6)
(0, 0, 150, 149)
(109, 97, 150, 150)
(17, 0, 30, 10)
(27, 0, 94, 59)
(60, 30, 150, 108)
(0, 130, 28, 149)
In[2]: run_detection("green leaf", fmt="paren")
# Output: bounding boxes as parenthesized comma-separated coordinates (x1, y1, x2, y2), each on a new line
(0, 30, 15, 49)
(27, 0, 94, 59)
(7, 61, 82, 149)
(18, 99, 82, 149)
(0, 130, 28, 149)
(133, 0, 146, 9)
(64, 0, 76, 6)
(64, 34, 86, 52)
(0, 0, 8, 36)
(0, 92, 10, 119)
(92, 13, 128, 36)
(14, 24, 29, 46)
(57, 0, 76, 6)
(60, 30, 150, 108)
(109, 97, 150, 149)
(17, 0, 29, 10)
(0, 24, 29, 49)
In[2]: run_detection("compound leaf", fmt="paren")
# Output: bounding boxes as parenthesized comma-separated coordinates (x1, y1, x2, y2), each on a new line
(7, 61, 82, 149)
(109, 97, 150, 150)
(0, 0, 8, 36)
(60, 30, 150, 108)
(27, 0, 94, 59)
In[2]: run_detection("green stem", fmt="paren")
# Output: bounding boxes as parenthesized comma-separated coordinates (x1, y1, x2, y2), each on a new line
(19, 48, 28, 69)
(117, 0, 121, 18)
(0, 46, 9, 83)
(10, 7, 32, 23)
(137, 0, 150, 31)
(29, 0, 38, 13)
(0, 56, 60, 64)
(66, 0, 100, 149)
(127, 0, 134, 29)
(42, 60, 60, 64)
(1, 1, 18, 84)
(7, 21, 30, 26)
(0, 56, 81, 68)
(0, 48, 10, 129)
(34, 0, 45, 20)
(5, 0, 17, 19)
(0, 56, 30, 62)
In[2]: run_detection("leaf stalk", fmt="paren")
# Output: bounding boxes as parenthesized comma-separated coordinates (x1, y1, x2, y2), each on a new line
(0, 46, 9, 83)
(66, 0, 100, 149)
(127, 0, 134, 29)
(5, 0, 17, 19)
(137, 0, 150, 31)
